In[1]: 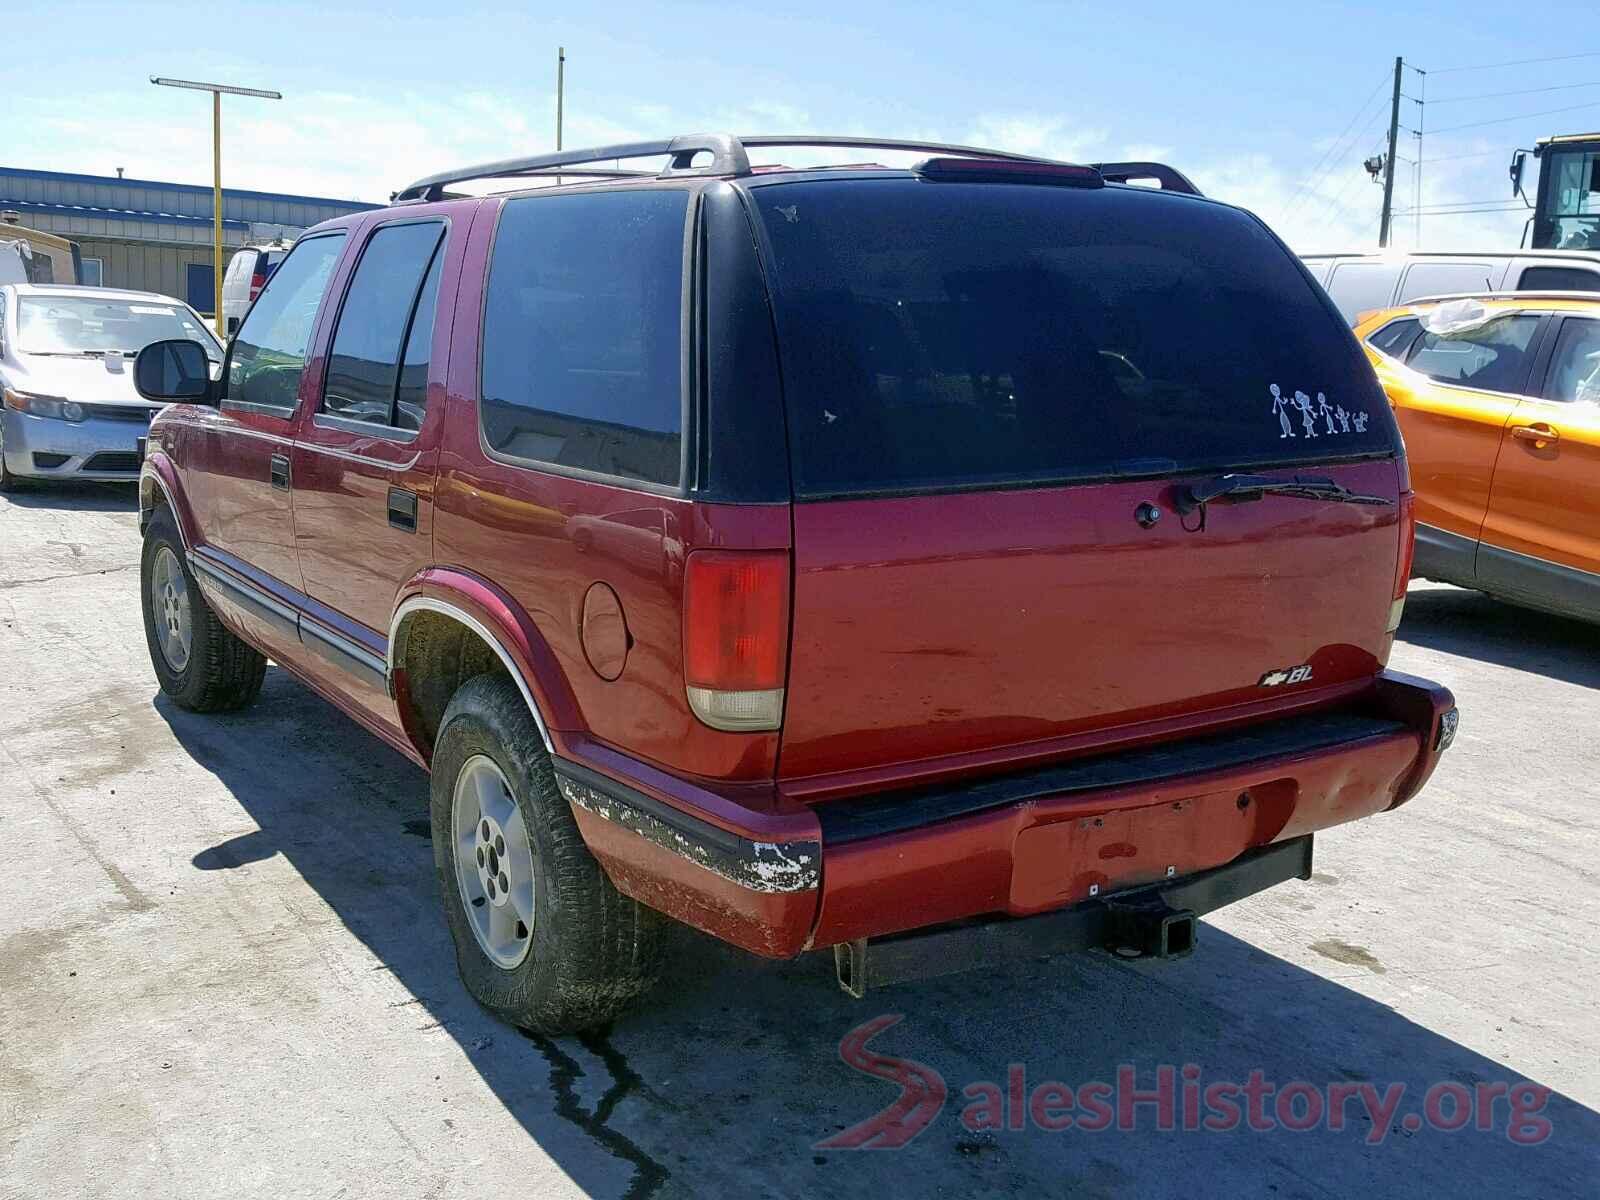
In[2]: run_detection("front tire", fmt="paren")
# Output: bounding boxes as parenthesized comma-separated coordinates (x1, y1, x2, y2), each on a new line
(140, 508, 266, 711)
(0, 431, 27, 493)
(431, 674, 664, 1033)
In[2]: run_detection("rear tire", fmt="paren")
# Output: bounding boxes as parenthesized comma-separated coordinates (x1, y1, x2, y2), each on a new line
(430, 674, 664, 1033)
(140, 507, 266, 711)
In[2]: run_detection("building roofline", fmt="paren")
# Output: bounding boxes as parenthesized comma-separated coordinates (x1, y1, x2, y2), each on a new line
(0, 164, 374, 210)
(0, 197, 250, 231)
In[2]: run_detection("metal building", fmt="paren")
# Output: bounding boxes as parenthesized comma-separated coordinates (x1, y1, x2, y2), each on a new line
(0, 165, 374, 310)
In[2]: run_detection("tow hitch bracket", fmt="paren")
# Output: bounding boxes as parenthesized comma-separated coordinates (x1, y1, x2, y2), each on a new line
(830, 835, 1312, 997)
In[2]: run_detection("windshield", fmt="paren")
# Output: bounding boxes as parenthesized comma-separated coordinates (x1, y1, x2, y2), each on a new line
(1540, 148, 1600, 250)
(16, 295, 221, 360)
(751, 178, 1399, 498)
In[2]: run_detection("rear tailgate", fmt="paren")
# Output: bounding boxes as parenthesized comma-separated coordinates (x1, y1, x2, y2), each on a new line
(745, 173, 1407, 782)
(783, 464, 1400, 777)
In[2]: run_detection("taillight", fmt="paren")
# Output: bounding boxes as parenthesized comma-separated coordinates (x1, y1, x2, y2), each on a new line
(1389, 490, 1416, 634)
(248, 270, 267, 301)
(683, 550, 790, 731)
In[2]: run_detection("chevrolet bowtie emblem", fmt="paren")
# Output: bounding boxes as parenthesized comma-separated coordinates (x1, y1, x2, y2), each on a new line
(1259, 664, 1313, 687)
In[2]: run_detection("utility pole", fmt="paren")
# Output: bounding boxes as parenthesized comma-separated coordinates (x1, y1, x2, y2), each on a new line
(556, 47, 565, 151)
(151, 76, 281, 337)
(1379, 55, 1402, 248)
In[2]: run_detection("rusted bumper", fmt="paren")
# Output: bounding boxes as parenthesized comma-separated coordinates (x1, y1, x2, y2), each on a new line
(557, 671, 1457, 960)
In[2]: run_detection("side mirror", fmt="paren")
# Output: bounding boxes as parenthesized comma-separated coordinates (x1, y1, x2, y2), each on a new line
(134, 339, 216, 404)
(1510, 151, 1527, 199)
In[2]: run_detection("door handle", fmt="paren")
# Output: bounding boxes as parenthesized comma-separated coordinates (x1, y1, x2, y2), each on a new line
(270, 454, 290, 490)
(387, 487, 418, 532)
(1510, 423, 1559, 446)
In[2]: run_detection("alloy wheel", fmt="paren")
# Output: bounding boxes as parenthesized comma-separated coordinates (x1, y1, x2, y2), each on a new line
(451, 754, 535, 969)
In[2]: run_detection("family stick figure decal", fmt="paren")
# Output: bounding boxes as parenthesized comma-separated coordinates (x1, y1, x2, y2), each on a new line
(1269, 384, 1368, 440)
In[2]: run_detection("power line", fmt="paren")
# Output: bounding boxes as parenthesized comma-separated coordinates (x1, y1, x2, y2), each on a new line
(1429, 51, 1600, 75)
(1284, 107, 1391, 222)
(1305, 129, 1391, 229)
(1427, 98, 1600, 135)
(1400, 202, 1523, 212)
(1392, 203, 1526, 215)
(1418, 148, 1504, 164)
(1427, 79, 1600, 106)
(1278, 73, 1394, 219)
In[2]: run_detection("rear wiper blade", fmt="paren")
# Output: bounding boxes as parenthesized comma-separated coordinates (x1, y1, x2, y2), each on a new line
(1178, 473, 1391, 512)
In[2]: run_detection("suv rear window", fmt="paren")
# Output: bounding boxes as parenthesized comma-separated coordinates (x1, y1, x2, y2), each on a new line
(751, 180, 1397, 498)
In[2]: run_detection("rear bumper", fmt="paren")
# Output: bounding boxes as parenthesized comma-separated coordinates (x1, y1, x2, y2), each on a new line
(835, 835, 1315, 996)
(555, 670, 1456, 959)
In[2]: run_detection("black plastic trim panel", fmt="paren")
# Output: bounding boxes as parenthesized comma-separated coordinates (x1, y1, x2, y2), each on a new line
(553, 758, 820, 894)
(816, 712, 1410, 845)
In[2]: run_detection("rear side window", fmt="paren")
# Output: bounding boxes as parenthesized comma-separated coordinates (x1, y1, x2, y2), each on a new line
(1518, 265, 1600, 292)
(480, 189, 688, 487)
(1397, 262, 1498, 303)
(1404, 313, 1541, 393)
(322, 221, 445, 428)
(751, 180, 1397, 498)
(226, 232, 345, 411)
(1325, 262, 1402, 323)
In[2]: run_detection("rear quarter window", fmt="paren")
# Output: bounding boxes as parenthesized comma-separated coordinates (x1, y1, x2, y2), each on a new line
(1325, 262, 1402, 324)
(751, 179, 1398, 498)
(1518, 265, 1600, 291)
(1367, 317, 1422, 359)
(479, 189, 688, 488)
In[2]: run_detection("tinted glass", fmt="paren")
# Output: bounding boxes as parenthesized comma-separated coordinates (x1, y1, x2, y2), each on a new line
(481, 189, 687, 486)
(1544, 318, 1600, 404)
(16, 295, 219, 358)
(228, 233, 345, 410)
(752, 179, 1397, 498)
(1519, 265, 1600, 292)
(323, 222, 444, 425)
(1325, 262, 1402, 323)
(1398, 262, 1497, 302)
(1405, 314, 1541, 393)
(1368, 317, 1421, 358)
(396, 245, 444, 431)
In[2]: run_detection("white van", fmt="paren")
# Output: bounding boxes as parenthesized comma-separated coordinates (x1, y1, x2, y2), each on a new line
(220, 241, 291, 336)
(1302, 249, 1600, 324)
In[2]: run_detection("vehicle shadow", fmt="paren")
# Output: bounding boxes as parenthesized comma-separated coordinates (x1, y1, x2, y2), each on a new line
(160, 670, 1599, 1199)
(1, 480, 139, 513)
(1399, 584, 1600, 689)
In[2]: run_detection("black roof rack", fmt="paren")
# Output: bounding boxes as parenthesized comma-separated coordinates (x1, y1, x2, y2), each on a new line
(1092, 161, 1202, 194)
(394, 134, 1203, 202)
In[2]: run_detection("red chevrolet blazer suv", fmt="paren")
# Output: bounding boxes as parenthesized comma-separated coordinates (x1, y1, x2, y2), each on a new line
(131, 135, 1458, 1032)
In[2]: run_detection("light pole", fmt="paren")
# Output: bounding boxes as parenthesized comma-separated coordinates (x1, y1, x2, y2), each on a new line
(150, 76, 282, 337)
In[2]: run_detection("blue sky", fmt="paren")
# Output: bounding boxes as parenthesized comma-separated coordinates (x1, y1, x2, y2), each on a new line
(10, 0, 1600, 250)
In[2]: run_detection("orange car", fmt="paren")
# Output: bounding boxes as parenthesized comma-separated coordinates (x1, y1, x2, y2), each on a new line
(1355, 292, 1600, 621)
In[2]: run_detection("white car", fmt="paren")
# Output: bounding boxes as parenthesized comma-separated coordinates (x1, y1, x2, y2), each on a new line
(221, 242, 291, 336)
(0, 284, 222, 489)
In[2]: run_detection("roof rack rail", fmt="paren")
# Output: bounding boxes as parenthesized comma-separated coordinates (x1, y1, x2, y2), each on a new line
(395, 134, 1202, 201)
(1092, 161, 1202, 196)
(1401, 289, 1600, 306)
(395, 134, 752, 202)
